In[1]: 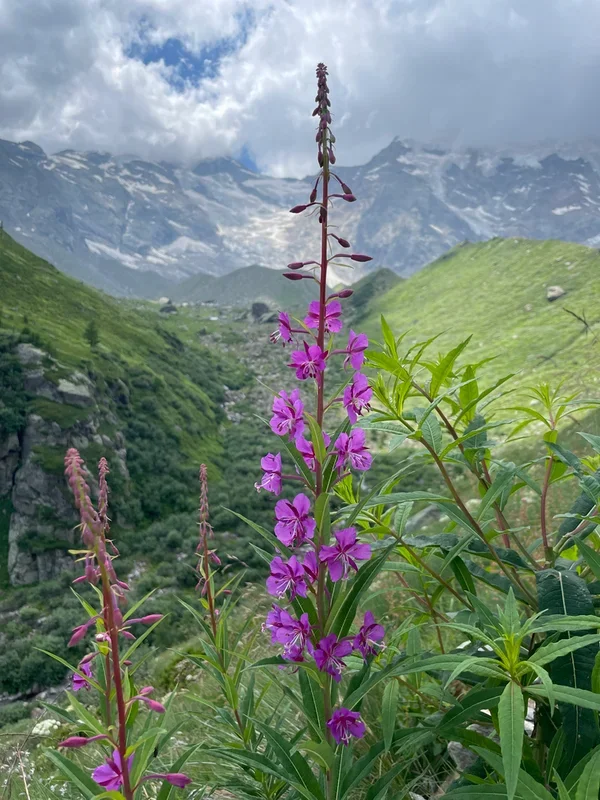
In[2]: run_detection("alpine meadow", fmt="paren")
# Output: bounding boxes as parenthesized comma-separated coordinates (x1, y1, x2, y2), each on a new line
(2, 33, 600, 800)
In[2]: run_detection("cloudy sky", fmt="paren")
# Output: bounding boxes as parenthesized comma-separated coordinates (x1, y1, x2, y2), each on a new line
(1, 0, 599, 177)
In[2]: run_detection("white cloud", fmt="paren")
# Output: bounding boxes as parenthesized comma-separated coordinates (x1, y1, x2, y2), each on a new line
(1, 0, 600, 176)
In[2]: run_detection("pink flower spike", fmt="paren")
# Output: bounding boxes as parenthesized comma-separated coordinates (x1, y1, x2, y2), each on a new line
(270, 389, 305, 440)
(288, 342, 327, 381)
(354, 611, 385, 659)
(92, 751, 133, 791)
(344, 330, 369, 370)
(304, 300, 343, 333)
(295, 432, 330, 472)
(327, 708, 366, 745)
(274, 493, 316, 547)
(334, 429, 372, 472)
(313, 634, 353, 681)
(343, 372, 372, 424)
(270, 312, 293, 345)
(255, 453, 282, 495)
(319, 527, 371, 581)
(72, 661, 93, 691)
(266, 555, 307, 600)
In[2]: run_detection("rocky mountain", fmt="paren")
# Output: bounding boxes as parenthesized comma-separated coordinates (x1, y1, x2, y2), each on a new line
(1, 137, 600, 296)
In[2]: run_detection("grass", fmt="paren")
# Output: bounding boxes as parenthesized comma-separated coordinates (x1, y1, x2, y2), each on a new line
(363, 237, 600, 394)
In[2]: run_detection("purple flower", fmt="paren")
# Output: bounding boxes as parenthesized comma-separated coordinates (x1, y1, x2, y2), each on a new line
(92, 751, 133, 791)
(271, 312, 293, 345)
(327, 708, 366, 745)
(274, 493, 316, 546)
(267, 556, 307, 600)
(255, 453, 282, 494)
(72, 661, 93, 691)
(333, 429, 372, 472)
(313, 634, 353, 681)
(304, 301, 343, 333)
(289, 342, 327, 381)
(270, 389, 305, 439)
(343, 372, 372, 424)
(344, 330, 368, 370)
(266, 607, 313, 659)
(354, 611, 385, 658)
(295, 432, 331, 472)
(319, 528, 371, 582)
(263, 605, 286, 644)
(302, 550, 319, 583)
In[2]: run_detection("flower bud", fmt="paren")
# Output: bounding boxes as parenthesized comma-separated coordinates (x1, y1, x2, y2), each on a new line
(58, 735, 107, 748)
(310, 188, 317, 203)
(350, 254, 373, 262)
(338, 289, 354, 298)
(341, 182, 352, 194)
(139, 614, 163, 624)
(163, 774, 192, 788)
(290, 205, 308, 214)
(144, 699, 166, 713)
(287, 262, 305, 270)
(68, 625, 87, 647)
(337, 237, 350, 248)
(284, 272, 306, 281)
(342, 194, 356, 203)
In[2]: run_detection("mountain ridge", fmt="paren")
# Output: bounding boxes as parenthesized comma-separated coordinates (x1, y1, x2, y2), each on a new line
(1, 136, 600, 296)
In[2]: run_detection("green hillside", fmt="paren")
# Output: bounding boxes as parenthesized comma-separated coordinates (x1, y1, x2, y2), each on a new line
(172, 263, 318, 307)
(0, 232, 247, 561)
(364, 237, 600, 392)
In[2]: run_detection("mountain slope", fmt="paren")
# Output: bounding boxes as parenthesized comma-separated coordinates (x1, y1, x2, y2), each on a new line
(2, 137, 600, 294)
(0, 232, 245, 585)
(172, 264, 318, 307)
(363, 237, 600, 391)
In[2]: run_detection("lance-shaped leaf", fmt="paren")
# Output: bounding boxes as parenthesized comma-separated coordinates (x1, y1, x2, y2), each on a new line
(498, 682, 525, 800)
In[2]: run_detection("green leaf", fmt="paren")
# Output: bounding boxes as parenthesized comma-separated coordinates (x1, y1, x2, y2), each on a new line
(459, 365, 479, 424)
(298, 669, 326, 741)
(450, 556, 477, 595)
(364, 762, 404, 800)
(382, 680, 399, 752)
(576, 540, 600, 581)
(527, 684, 600, 711)
(414, 407, 443, 454)
(536, 568, 600, 774)
(298, 740, 335, 770)
(473, 747, 555, 800)
(307, 415, 327, 465)
(575, 749, 600, 800)
(380, 315, 398, 358)
(365, 349, 410, 381)
(498, 682, 525, 800)
(443, 788, 509, 799)
(529, 634, 600, 667)
(429, 337, 472, 397)
(44, 750, 102, 798)
(253, 722, 326, 800)
(477, 467, 515, 520)
(439, 686, 504, 730)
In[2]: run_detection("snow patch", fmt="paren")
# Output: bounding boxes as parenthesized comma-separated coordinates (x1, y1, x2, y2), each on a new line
(552, 205, 582, 215)
(85, 239, 141, 269)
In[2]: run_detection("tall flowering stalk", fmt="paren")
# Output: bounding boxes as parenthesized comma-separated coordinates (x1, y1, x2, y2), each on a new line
(46, 450, 191, 797)
(251, 63, 386, 790)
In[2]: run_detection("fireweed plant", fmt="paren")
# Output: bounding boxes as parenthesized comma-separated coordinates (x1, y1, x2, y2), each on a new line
(45, 450, 193, 798)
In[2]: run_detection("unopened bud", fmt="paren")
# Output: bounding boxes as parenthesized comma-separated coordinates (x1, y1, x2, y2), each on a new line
(341, 182, 352, 194)
(342, 194, 356, 203)
(338, 289, 354, 298)
(290, 205, 308, 214)
(310, 188, 317, 203)
(337, 237, 350, 248)
(58, 735, 107, 749)
(284, 272, 306, 281)
(350, 254, 372, 262)
(139, 614, 163, 624)
(287, 262, 305, 270)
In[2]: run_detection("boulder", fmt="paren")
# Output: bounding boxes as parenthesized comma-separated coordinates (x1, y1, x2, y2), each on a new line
(57, 377, 93, 406)
(15, 343, 45, 366)
(546, 285, 566, 301)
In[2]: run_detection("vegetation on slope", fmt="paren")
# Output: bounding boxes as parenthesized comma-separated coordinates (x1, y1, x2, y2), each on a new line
(364, 237, 600, 392)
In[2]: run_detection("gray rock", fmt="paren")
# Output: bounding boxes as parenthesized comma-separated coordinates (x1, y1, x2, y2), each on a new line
(57, 377, 93, 406)
(547, 285, 566, 301)
(16, 343, 45, 366)
(0, 433, 20, 496)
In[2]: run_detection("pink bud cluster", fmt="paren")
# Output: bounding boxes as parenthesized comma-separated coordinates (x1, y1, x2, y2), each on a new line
(257, 63, 384, 747)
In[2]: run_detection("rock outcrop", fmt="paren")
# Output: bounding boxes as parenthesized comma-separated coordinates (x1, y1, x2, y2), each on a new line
(1, 343, 126, 586)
